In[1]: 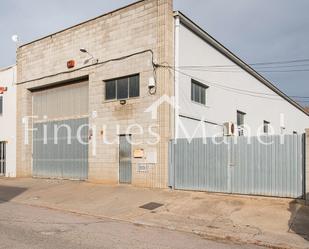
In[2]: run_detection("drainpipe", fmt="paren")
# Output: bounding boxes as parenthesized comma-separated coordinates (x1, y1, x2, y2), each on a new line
(174, 16, 180, 140)
(305, 129, 309, 205)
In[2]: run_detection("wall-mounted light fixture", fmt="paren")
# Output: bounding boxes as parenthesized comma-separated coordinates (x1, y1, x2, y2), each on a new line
(120, 100, 127, 106)
(80, 48, 88, 53)
(80, 48, 98, 64)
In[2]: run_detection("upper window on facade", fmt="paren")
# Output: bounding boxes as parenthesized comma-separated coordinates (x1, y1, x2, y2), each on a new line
(264, 120, 270, 134)
(237, 111, 246, 136)
(0, 96, 3, 115)
(105, 74, 140, 101)
(191, 79, 208, 105)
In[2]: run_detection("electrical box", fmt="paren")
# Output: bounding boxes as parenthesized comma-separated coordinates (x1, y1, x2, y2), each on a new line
(134, 149, 144, 158)
(148, 77, 156, 89)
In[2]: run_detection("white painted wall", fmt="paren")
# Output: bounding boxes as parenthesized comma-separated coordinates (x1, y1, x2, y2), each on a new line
(0, 66, 16, 177)
(175, 18, 309, 138)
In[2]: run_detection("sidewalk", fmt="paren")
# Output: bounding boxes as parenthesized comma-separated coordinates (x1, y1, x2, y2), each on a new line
(0, 178, 308, 249)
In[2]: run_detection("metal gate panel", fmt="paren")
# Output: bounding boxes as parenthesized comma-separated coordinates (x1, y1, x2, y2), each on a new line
(33, 118, 88, 180)
(230, 135, 304, 198)
(169, 135, 304, 198)
(119, 135, 132, 184)
(170, 138, 229, 192)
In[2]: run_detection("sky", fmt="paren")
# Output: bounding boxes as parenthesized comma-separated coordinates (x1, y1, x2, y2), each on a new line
(1, 0, 309, 106)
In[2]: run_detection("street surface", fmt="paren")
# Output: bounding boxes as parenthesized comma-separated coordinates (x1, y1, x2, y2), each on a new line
(0, 201, 263, 249)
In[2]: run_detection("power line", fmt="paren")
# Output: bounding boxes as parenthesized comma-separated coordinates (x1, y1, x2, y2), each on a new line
(176, 67, 309, 73)
(292, 96, 309, 99)
(17, 49, 156, 85)
(178, 58, 309, 69)
(167, 66, 286, 101)
(251, 69, 309, 73)
(167, 65, 309, 98)
(250, 58, 309, 66)
(179, 63, 309, 70)
(162, 65, 309, 101)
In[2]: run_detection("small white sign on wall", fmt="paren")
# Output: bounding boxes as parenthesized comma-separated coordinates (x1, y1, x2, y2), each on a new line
(137, 164, 149, 173)
(146, 151, 157, 164)
(137, 163, 156, 173)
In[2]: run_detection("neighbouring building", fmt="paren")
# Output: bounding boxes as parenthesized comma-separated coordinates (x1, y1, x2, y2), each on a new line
(16, 0, 309, 187)
(174, 12, 309, 138)
(0, 65, 17, 177)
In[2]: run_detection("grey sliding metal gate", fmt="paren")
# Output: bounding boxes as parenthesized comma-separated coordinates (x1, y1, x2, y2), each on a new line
(0, 141, 6, 176)
(169, 135, 305, 198)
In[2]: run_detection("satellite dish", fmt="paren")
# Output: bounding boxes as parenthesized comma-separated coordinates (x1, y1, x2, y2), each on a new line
(12, 35, 19, 43)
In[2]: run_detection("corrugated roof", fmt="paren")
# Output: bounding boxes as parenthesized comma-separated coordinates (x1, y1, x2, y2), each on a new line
(0, 65, 15, 72)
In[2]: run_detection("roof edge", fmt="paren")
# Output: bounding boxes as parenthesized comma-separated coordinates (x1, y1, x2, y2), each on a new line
(19, 0, 145, 49)
(174, 11, 309, 117)
(0, 64, 16, 72)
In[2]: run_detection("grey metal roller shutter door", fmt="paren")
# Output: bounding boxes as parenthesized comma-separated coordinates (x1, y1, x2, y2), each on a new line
(32, 81, 89, 180)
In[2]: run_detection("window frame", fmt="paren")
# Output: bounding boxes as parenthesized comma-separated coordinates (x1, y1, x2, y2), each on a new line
(105, 74, 140, 101)
(237, 110, 246, 126)
(263, 120, 270, 134)
(237, 110, 246, 136)
(191, 79, 208, 106)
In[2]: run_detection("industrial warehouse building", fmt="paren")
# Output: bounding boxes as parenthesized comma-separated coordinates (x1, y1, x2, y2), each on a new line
(16, 0, 309, 188)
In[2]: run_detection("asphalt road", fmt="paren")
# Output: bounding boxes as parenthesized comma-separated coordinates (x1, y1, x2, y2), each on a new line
(0, 201, 264, 249)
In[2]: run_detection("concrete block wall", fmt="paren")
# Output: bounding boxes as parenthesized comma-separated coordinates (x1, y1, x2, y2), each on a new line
(16, 0, 174, 188)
